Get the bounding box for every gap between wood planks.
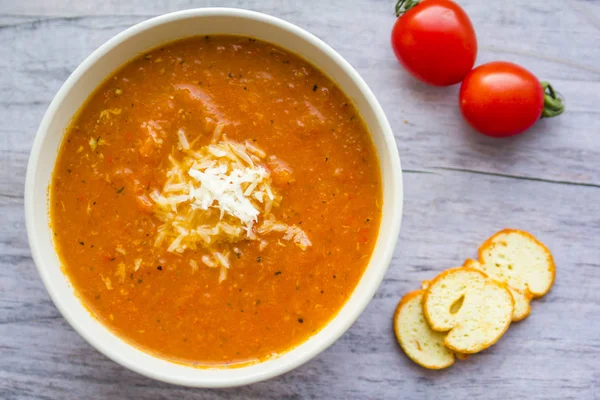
[403,167,600,189]
[0,315,62,326]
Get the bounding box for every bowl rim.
[25,7,403,387]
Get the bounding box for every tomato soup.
[51,35,382,367]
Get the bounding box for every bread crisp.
[423,267,514,354]
[393,290,455,369]
[478,229,555,299]
[463,258,533,321]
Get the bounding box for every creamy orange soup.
[51,35,382,366]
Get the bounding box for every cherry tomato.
[391,0,477,86]
[459,62,565,137]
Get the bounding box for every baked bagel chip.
[423,267,514,354]
[463,258,532,321]
[393,290,455,369]
[478,229,555,299]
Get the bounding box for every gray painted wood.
[1,0,599,398]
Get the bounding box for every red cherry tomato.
[459,62,565,137]
[391,0,477,86]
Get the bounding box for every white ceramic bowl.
[25,8,403,387]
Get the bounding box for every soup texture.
[51,35,382,366]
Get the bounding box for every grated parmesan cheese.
[98,108,122,121]
[201,255,216,268]
[177,128,190,150]
[115,262,126,283]
[189,259,198,273]
[101,275,113,290]
[283,226,312,250]
[151,126,311,281]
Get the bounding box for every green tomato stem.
[541,81,565,118]
[395,0,421,17]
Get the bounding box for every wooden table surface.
[1,0,599,398]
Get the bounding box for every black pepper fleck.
[312,84,318,92]
[298,318,304,323]
[157,265,163,271]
